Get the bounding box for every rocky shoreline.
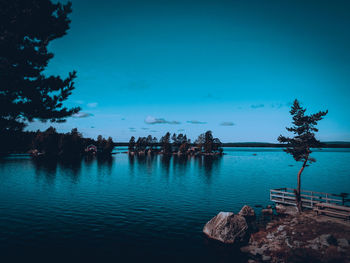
[203,205,350,263]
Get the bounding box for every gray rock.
[240,245,252,253]
[276,204,286,214]
[284,206,298,216]
[277,225,285,232]
[203,212,249,244]
[306,234,336,250]
[337,238,349,248]
[262,255,271,261]
[319,234,333,247]
[266,233,275,241]
[262,208,273,215]
[239,205,256,218]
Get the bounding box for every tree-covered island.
[128,130,223,156]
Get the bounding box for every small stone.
[262,208,273,215]
[337,238,349,248]
[277,225,285,232]
[319,234,332,247]
[262,255,271,261]
[266,233,274,240]
[239,205,256,218]
[240,245,252,253]
[266,223,274,230]
[267,205,272,209]
[276,204,286,214]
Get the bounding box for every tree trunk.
[296,155,309,213]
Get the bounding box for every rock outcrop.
[240,210,350,262]
[203,212,249,244]
[239,205,256,218]
[275,204,298,216]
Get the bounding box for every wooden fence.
[270,188,349,209]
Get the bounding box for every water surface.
[0,148,349,262]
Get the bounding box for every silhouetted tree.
[213,138,223,153]
[160,132,171,154]
[0,0,79,133]
[59,128,84,158]
[152,137,158,150]
[128,136,135,152]
[194,133,205,152]
[146,135,153,150]
[179,141,189,154]
[103,137,114,155]
[204,130,214,153]
[33,126,60,156]
[278,99,328,212]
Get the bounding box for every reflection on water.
[0,148,350,262]
[31,156,115,184]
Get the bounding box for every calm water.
[0,148,349,262]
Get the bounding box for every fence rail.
[270,188,349,209]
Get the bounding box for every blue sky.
[28,0,350,142]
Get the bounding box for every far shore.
[113,142,350,148]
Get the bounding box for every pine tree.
[278,99,328,212]
[0,0,80,133]
[128,136,135,152]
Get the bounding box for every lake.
[0,148,349,262]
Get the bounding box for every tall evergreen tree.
[278,99,328,212]
[0,0,80,133]
[160,132,171,154]
[204,130,214,153]
[128,136,135,152]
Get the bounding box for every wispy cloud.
[72,112,94,118]
[145,116,181,125]
[150,130,158,132]
[220,122,235,126]
[186,120,207,124]
[178,129,185,132]
[87,102,98,108]
[251,104,264,109]
[141,127,149,130]
[271,103,284,109]
[129,127,136,132]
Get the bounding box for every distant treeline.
[127,131,223,156]
[0,127,114,158]
[115,141,350,148]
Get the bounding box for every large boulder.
[203,212,249,244]
[239,205,256,218]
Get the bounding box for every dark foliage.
[195,131,223,153]
[0,0,80,132]
[127,131,222,156]
[278,99,328,212]
[278,99,328,164]
[160,132,171,154]
[0,127,114,158]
